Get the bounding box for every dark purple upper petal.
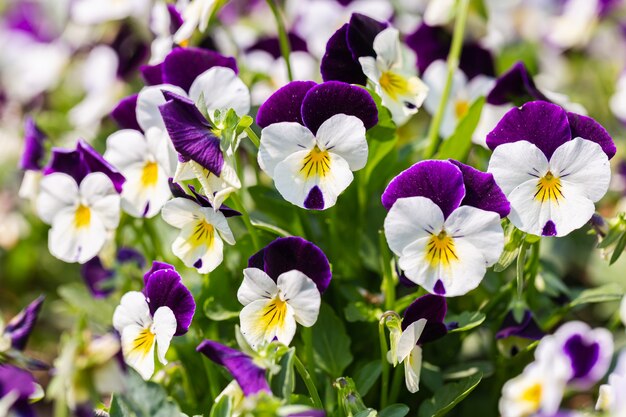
[0,365,37,416]
[486,61,549,106]
[168,180,241,217]
[486,101,571,159]
[196,340,270,396]
[116,247,145,267]
[346,13,388,60]
[159,91,224,176]
[167,4,184,33]
[381,160,466,218]
[248,237,332,293]
[20,117,46,171]
[144,267,195,336]
[495,310,544,340]
[402,294,448,345]
[246,33,308,59]
[4,296,44,351]
[300,81,378,134]
[162,47,238,92]
[44,139,126,193]
[566,112,616,159]
[110,94,141,131]
[81,257,114,298]
[256,81,317,128]
[320,24,368,85]
[140,63,164,85]
[143,260,175,286]
[111,23,149,79]
[449,160,510,218]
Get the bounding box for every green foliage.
[433,97,485,161]
[418,372,483,417]
[109,370,182,417]
[312,304,354,377]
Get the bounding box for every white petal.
[171,220,224,273]
[423,60,465,115]
[161,198,201,229]
[189,67,251,116]
[372,27,401,69]
[441,235,492,296]
[121,324,156,380]
[104,129,149,171]
[237,268,278,306]
[152,306,176,365]
[239,298,297,349]
[444,206,504,266]
[384,196,445,255]
[404,345,423,393]
[276,270,321,327]
[359,56,382,86]
[113,291,152,332]
[542,180,596,237]
[48,206,107,264]
[507,179,549,236]
[316,114,368,171]
[202,207,235,245]
[136,84,188,132]
[396,319,426,363]
[37,173,79,224]
[145,126,178,176]
[258,122,316,176]
[80,172,121,229]
[488,141,549,195]
[424,0,455,25]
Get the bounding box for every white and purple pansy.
[487,101,615,237]
[535,321,613,390]
[382,159,509,297]
[36,140,124,264]
[113,262,196,379]
[237,237,331,349]
[596,350,626,415]
[161,181,239,274]
[256,80,377,210]
[0,365,40,417]
[389,294,449,393]
[2,296,44,352]
[196,340,270,397]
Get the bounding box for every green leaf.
[418,372,483,417]
[597,222,624,249]
[345,301,383,323]
[353,361,382,396]
[365,88,396,143]
[433,97,485,161]
[312,304,353,377]
[610,231,626,265]
[109,369,182,417]
[494,224,525,272]
[209,395,232,417]
[57,283,115,327]
[447,311,485,333]
[271,348,296,399]
[379,404,410,417]
[204,297,240,321]
[569,283,624,307]
[443,361,494,379]
[250,219,292,237]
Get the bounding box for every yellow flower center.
[520,382,543,411]
[141,161,159,188]
[74,204,91,229]
[454,99,470,118]
[380,71,410,100]
[190,220,215,248]
[535,171,563,203]
[300,146,330,179]
[426,230,458,267]
[130,327,155,357]
[260,297,288,332]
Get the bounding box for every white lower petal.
[384,196,445,255]
[239,298,297,349]
[488,141,549,195]
[121,324,156,380]
[152,306,176,365]
[276,270,321,327]
[48,206,107,264]
[171,220,225,273]
[404,345,423,393]
[444,206,504,266]
[258,122,316,176]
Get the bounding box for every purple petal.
[542,220,557,237]
[4,1,56,42]
[116,247,145,267]
[434,280,446,295]
[304,186,324,210]
[0,365,37,415]
[449,160,510,218]
[111,23,149,79]
[486,61,549,106]
[564,334,600,380]
[162,47,237,92]
[320,24,368,85]
[81,257,115,298]
[346,13,388,60]
[402,294,448,345]
[248,237,332,293]
[110,94,141,131]
[256,81,317,128]
[4,296,44,351]
[169,180,240,217]
[288,411,326,417]
[495,310,544,340]
[566,112,616,159]
[196,340,270,396]
[167,4,184,33]
[486,101,571,159]
[300,81,378,134]
[140,63,164,85]
[143,260,175,286]
[381,160,465,218]
[20,117,46,170]
[159,91,224,176]
[246,33,308,59]
[144,267,196,336]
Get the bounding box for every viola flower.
[383,159,509,296]
[359,27,429,125]
[487,101,615,237]
[196,340,270,396]
[161,181,239,273]
[596,350,626,415]
[535,321,613,389]
[113,262,195,379]
[496,310,545,357]
[2,296,44,351]
[257,80,377,210]
[238,237,331,349]
[388,294,448,393]
[18,117,47,201]
[0,365,40,417]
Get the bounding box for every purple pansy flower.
[237,237,331,349]
[81,248,145,298]
[257,80,377,210]
[3,296,44,351]
[486,62,549,107]
[382,159,509,296]
[113,262,196,379]
[487,101,614,237]
[20,118,46,171]
[0,365,38,417]
[196,340,270,396]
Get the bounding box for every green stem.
[379,230,396,311]
[422,0,471,159]
[294,355,323,409]
[245,127,260,148]
[378,320,390,409]
[302,326,316,385]
[229,193,261,250]
[516,239,529,300]
[388,364,404,404]
[266,0,293,82]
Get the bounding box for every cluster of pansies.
[3,0,626,416]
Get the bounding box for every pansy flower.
[2,296,44,351]
[487,101,615,237]
[0,365,40,417]
[496,310,545,357]
[237,237,331,349]
[113,262,195,379]
[383,159,509,296]
[388,294,448,393]
[596,350,626,415]
[257,80,377,210]
[18,117,47,201]
[535,321,613,389]
[161,181,239,273]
